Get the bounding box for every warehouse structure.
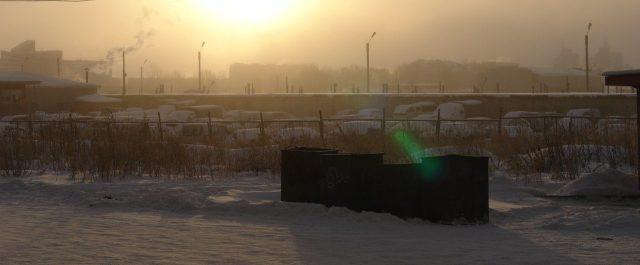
[0,71,99,114]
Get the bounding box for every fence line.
[0,111,635,180]
[1,115,635,125]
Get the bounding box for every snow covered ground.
[1,172,639,264]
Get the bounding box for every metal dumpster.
[281,147,338,203]
[320,153,383,211]
[420,155,489,223]
[379,163,423,219]
[281,147,489,224]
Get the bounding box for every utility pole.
[366,42,370,93]
[199,42,205,93]
[84,68,89,83]
[140,59,148,95]
[396,72,400,94]
[285,75,289,93]
[140,65,143,95]
[585,22,592,92]
[366,32,376,93]
[122,50,126,96]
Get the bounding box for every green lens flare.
[420,156,442,182]
[392,130,441,181]
[392,130,423,163]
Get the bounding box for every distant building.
[0,71,99,114]
[530,67,603,93]
[552,46,580,70]
[0,40,102,81]
[229,63,327,93]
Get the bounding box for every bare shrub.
[0,116,634,182]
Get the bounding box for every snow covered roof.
[393,101,435,114]
[0,71,98,90]
[566,108,601,117]
[602,69,640,77]
[454,99,482,106]
[503,111,540,118]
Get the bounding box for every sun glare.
[193,0,294,26]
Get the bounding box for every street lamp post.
[585,23,592,92]
[366,32,376,93]
[199,41,206,93]
[140,59,148,95]
[122,50,126,96]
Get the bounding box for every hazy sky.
[0,0,638,77]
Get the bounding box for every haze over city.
[1,1,640,264]
[1,0,639,77]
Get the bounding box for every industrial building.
[0,71,99,114]
[0,40,102,81]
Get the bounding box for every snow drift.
[552,168,640,197]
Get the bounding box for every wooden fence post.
[318,110,325,146]
[27,113,33,140]
[207,111,213,144]
[68,113,75,138]
[569,117,574,133]
[497,107,503,135]
[436,109,441,140]
[259,112,266,140]
[157,112,163,142]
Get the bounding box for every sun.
[193,0,294,26]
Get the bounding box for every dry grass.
[0,116,634,182]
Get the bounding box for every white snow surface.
[553,169,640,197]
[0,172,639,264]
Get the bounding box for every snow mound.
[139,187,208,211]
[209,189,280,204]
[553,169,640,197]
[539,206,640,231]
[0,179,30,192]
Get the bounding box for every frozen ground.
[1,172,639,264]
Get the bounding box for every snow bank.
[539,205,640,231]
[424,146,494,158]
[552,169,640,197]
[139,187,208,211]
[209,189,280,204]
